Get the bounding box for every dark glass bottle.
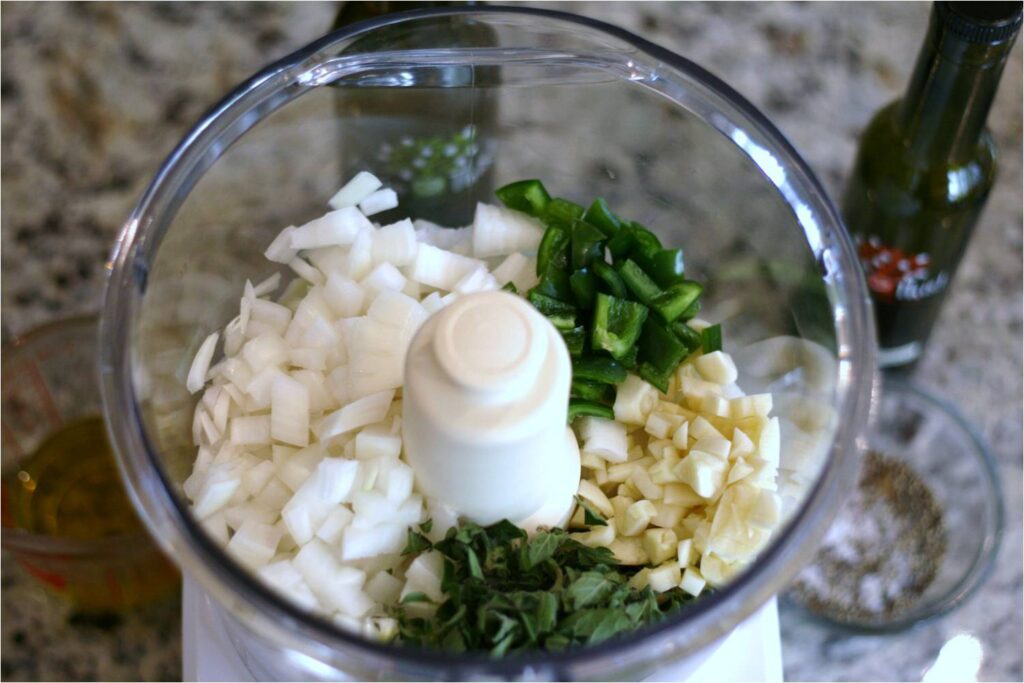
[331,2,498,227]
[842,2,1022,369]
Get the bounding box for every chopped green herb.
[393,521,696,655]
[575,495,608,526]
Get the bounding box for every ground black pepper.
[791,450,947,623]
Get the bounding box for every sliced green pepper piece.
[618,344,639,370]
[639,248,686,289]
[543,198,585,229]
[591,293,649,361]
[607,227,635,261]
[495,179,551,216]
[583,198,623,237]
[567,399,615,423]
[533,264,573,303]
[638,316,689,376]
[701,324,723,353]
[501,281,518,294]
[536,225,570,275]
[571,220,607,271]
[670,320,704,354]
[570,378,615,405]
[617,259,662,306]
[649,280,703,323]
[572,356,627,384]
[561,326,586,357]
[569,269,598,310]
[679,297,701,321]
[592,260,627,298]
[637,361,672,394]
[627,222,662,259]
[527,290,576,331]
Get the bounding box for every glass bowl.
[1,316,180,613]
[785,379,1003,632]
[99,7,876,680]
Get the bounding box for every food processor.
[99,7,876,680]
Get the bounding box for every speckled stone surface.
[2,2,1020,681]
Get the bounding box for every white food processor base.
[182,576,782,682]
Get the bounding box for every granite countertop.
[2,2,1020,681]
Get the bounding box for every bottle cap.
[937,2,1023,44]
[402,291,579,527]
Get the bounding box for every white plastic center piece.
[433,293,546,394]
[403,291,579,527]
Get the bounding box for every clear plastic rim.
[784,378,1004,634]
[99,5,876,678]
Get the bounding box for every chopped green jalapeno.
[501,281,518,294]
[561,326,586,357]
[571,220,607,271]
[701,324,723,353]
[495,179,551,216]
[583,198,623,237]
[592,294,648,361]
[542,198,585,229]
[617,259,662,306]
[537,225,570,275]
[569,269,598,310]
[570,378,615,405]
[572,356,627,384]
[533,264,573,303]
[592,260,627,298]
[567,399,615,422]
[671,320,704,353]
[638,316,690,376]
[649,280,703,323]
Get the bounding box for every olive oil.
[8,416,145,539]
[842,2,1021,369]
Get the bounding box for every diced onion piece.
[252,272,281,297]
[371,219,418,267]
[329,171,382,210]
[403,550,444,602]
[241,334,289,373]
[289,257,325,286]
[291,207,372,249]
[358,188,398,217]
[408,243,485,291]
[251,299,292,334]
[265,226,299,264]
[324,272,366,318]
[491,252,537,293]
[187,332,219,394]
[361,262,407,300]
[230,415,272,446]
[319,390,395,442]
[316,506,354,544]
[365,570,403,605]
[453,265,499,295]
[471,202,545,258]
[242,460,277,497]
[226,520,282,569]
[193,476,241,519]
[341,523,405,561]
[271,374,310,447]
[355,427,402,461]
[346,226,375,281]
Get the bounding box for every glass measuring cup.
[1,315,179,614]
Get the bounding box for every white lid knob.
[402,291,579,527]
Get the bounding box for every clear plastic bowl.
[1,316,180,613]
[99,7,876,680]
[786,379,1003,632]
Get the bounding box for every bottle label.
[857,236,949,303]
